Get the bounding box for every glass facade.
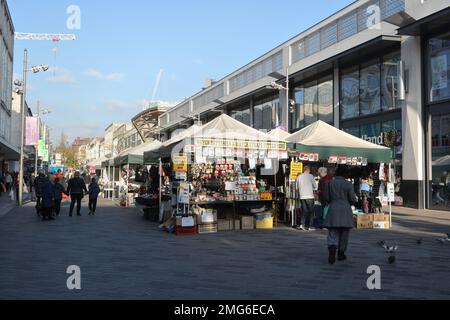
[340,52,400,120]
[291,76,333,131]
[431,115,450,211]
[230,105,251,126]
[253,96,280,131]
[428,31,450,103]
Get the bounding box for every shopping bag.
[323,205,330,220]
[9,189,15,201]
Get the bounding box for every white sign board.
[387,183,395,203]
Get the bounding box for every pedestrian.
[67,170,88,217]
[41,177,55,221]
[33,170,47,217]
[317,167,333,228]
[29,173,35,195]
[296,166,318,231]
[88,177,101,215]
[53,177,67,217]
[323,165,357,265]
[5,171,12,192]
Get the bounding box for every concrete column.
[333,65,340,129]
[401,35,426,209]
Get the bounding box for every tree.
[55,131,76,168]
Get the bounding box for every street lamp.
[17,48,49,206]
[269,68,294,130]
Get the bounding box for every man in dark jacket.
[88,177,101,215]
[323,165,357,265]
[53,177,67,217]
[41,178,55,221]
[67,171,88,217]
[33,170,48,217]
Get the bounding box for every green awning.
[101,159,114,168]
[114,154,144,166]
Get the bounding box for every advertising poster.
[431,54,448,90]
[290,162,303,180]
[25,117,39,146]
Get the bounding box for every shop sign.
[328,156,368,166]
[89,166,97,174]
[173,154,188,173]
[290,162,303,180]
[299,153,319,162]
[362,130,400,148]
[38,140,46,157]
[194,138,287,151]
[184,145,195,153]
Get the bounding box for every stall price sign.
[387,183,395,202]
[290,162,303,180]
[178,182,190,204]
[173,154,188,173]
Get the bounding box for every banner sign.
[173,154,188,173]
[38,140,46,157]
[25,117,39,146]
[194,138,287,151]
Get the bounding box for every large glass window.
[341,67,360,119]
[292,77,334,131]
[382,53,400,111]
[254,96,279,131]
[428,31,450,103]
[304,82,318,126]
[230,105,251,126]
[431,115,450,211]
[318,77,333,123]
[360,62,381,116]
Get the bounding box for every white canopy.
[162,124,202,147]
[118,139,163,157]
[433,155,450,167]
[268,127,291,141]
[287,120,389,150]
[193,114,283,142]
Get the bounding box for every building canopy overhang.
[397,7,450,36]
[0,140,20,161]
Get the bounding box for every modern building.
[87,137,104,163]
[0,0,15,178]
[113,122,143,155]
[158,0,450,211]
[132,101,176,143]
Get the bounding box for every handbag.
[323,205,330,220]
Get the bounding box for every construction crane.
[15,32,77,77]
[145,69,164,111]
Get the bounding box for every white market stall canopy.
[287,120,392,163]
[268,128,291,141]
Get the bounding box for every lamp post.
[16,48,49,206]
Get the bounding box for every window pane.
[343,127,360,137]
[360,62,381,116]
[304,82,318,125]
[360,122,381,140]
[341,67,359,120]
[292,87,305,130]
[254,97,277,131]
[231,105,251,126]
[428,31,450,102]
[431,114,450,211]
[318,78,333,123]
[381,53,400,111]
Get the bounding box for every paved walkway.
[0,199,449,300]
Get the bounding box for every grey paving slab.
[0,199,450,300]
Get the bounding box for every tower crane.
[14,32,77,77]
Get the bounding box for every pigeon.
[417,238,423,245]
[388,255,396,264]
[436,234,450,244]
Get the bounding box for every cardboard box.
[373,214,390,222]
[355,221,373,229]
[197,211,218,225]
[241,216,254,230]
[373,221,390,229]
[198,223,218,234]
[353,214,374,223]
[176,216,197,227]
[218,219,232,231]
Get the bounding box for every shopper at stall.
[53,177,67,217]
[296,166,318,231]
[88,177,101,216]
[323,165,357,265]
[67,171,88,217]
[317,167,333,228]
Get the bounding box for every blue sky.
[8,0,353,144]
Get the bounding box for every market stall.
[147,115,288,235]
[286,120,394,230]
[114,140,162,207]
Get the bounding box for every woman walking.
[88,177,101,215]
[53,177,67,217]
[323,165,357,265]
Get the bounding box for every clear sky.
[8,0,354,144]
